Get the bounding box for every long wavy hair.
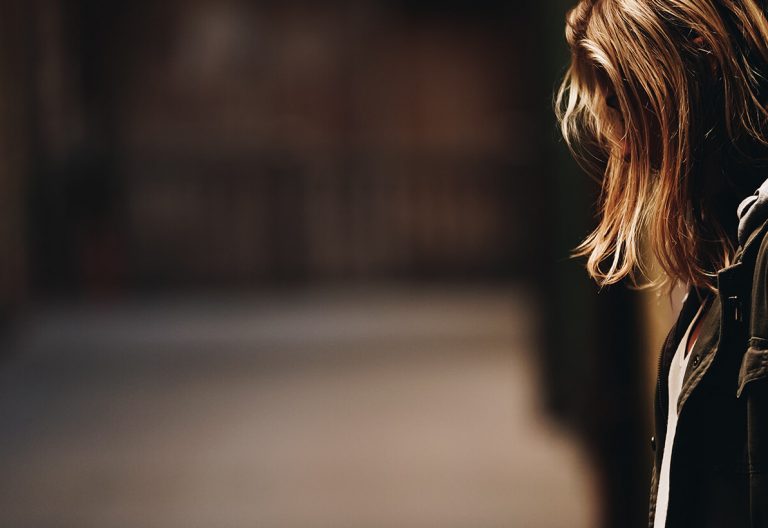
[556,0,768,297]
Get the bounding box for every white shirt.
[652,298,708,528]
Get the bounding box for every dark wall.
[26,1,540,294]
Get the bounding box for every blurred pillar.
[26,0,126,296]
[0,0,33,323]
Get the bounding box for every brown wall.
[28,1,537,292]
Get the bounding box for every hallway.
[0,284,596,528]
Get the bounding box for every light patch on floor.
[0,284,597,528]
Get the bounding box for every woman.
[555,1,768,526]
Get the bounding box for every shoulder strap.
[736,216,768,340]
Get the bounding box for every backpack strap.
[741,216,768,341]
[726,215,768,400]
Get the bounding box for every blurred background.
[0,1,686,527]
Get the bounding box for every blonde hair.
[555,0,768,297]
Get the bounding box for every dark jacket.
[648,180,768,527]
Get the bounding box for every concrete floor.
[0,284,597,528]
